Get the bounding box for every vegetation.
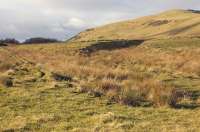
[0,9,200,131]
[0,56,200,131]
[70,9,200,42]
[0,37,60,45]
[0,38,19,45]
[0,75,13,87]
[23,37,59,44]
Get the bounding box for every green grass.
[1,37,200,131]
[1,76,200,131]
[0,55,200,131]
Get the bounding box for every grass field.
[0,55,200,131]
[0,37,200,131]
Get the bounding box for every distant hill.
[23,37,59,44]
[0,38,19,45]
[70,9,200,42]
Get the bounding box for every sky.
[0,0,199,41]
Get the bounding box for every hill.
[71,9,200,42]
[0,9,200,131]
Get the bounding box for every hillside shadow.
[79,40,144,55]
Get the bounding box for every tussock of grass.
[0,75,13,88]
[99,78,121,92]
[51,72,72,82]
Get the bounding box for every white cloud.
[67,18,86,28]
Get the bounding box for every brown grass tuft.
[98,78,121,92]
[0,75,13,88]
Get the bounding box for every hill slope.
[71,9,200,42]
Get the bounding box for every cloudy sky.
[0,0,199,41]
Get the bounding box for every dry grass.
[70,10,200,42]
[1,37,200,108]
[0,75,13,87]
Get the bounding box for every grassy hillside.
[0,9,200,131]
[71,9,200,42]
